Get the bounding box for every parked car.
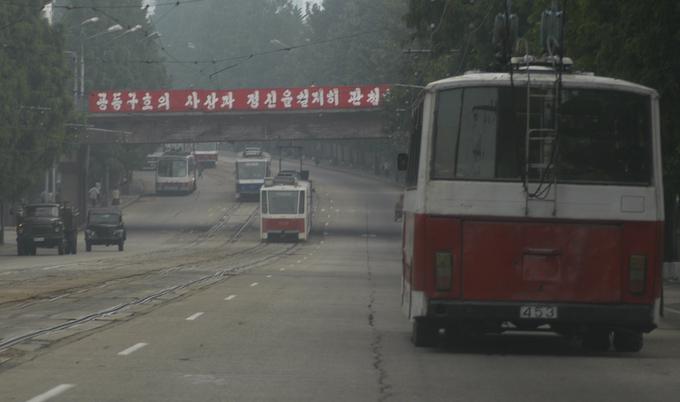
[85,208,126,252]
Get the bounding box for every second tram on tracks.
[399,55,664,352]
[260,174,312,242]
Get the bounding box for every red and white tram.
[260,175,312,241]
[399,61,664,352]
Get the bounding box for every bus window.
[431,89,462,179]
[455,88,498,179]
[406,101,424,187]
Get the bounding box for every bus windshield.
[431,87,652,185]
[157,159,188,177]
[267,191,300,214]
[238,161,267,180]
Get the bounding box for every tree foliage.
[154,0,308,88]
[55,0,171,186]
[0,1,72,202]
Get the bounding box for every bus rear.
[155,153,197,194]
[401,70,663,352]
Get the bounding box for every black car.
[85,208,126,252]
[16,203,77,256]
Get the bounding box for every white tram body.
[235,147,271,199]
[401,67,664,348]
[260,175,312,241]
[155,152,198,194]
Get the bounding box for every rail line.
[0,242,297,352]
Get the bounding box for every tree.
[0,0,73,203]
[154,0,308,88]
[56,0,171,190]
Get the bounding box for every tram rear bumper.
[427,300,657,332]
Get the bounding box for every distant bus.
[193,142,219,168]
[260,175,312,242]
[235,147,271,199]
[155,152,197,194]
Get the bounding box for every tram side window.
[405,101,424,187]
[261,191,268,213]
[298,191,305,214]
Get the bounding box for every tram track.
[0,189,287,361]
[0,242,297,352]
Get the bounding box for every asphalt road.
[1,156,680,401]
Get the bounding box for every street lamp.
[112,24,142,40]
[80,22,123,109]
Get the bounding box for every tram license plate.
[33,237,45,242]
[520,305,558,319]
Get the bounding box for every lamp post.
[78,19,123,213]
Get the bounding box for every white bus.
[155,152,198,194]
[399,61,664,352]
[235,147,271,199]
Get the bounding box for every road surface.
[1,157,680,401]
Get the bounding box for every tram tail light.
[629,255,647,294]
[435,251,453,291]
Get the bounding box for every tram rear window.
[267,191,300,214]
[431,87,652,185]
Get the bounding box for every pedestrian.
[88,183,100,207]
[111,187,120,206]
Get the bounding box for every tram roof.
[427,71,658,97]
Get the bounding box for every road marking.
[26,384,76,402]
[42,265,65,271]
[280,268,286,272]
[321,208,326,212]
[118,342,148,356]
[296,260,302,264]
[186,312,204,321]
[225,295,236,301]
[324,222,329,226]
[666,307,680,315]
[250,282,259,287]
[266,275,272,278]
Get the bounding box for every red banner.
[88,85,391,113]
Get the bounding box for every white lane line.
[266,275,272,278]
[280,268,286,272]
[296,260,302,264]
[118,342,148,356]
[250,282,259,287]
[666,307,680,315]
[42,265,65,271]
[26,384,76,402]
[225,294,237,301]
[186,312,204,321]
